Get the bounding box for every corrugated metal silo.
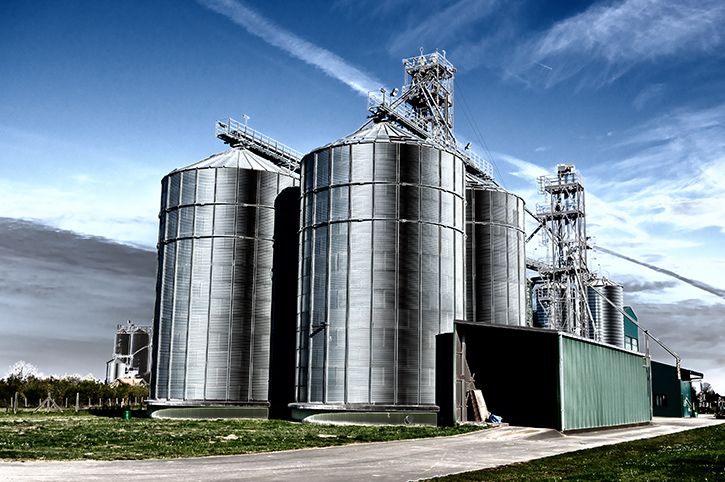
[291,121,466,423]
[114,330,131,358]
[130,328,151,376]
[465,184,526,325]
[149,148,298,417]
[587,280,624,347]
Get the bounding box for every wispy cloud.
[332,0,412,16]
[511,0,725,87]
[0,178,159,248]
[496,152,549,179]
[596,246,725,300]
[387,0,499,56]
[593,102,725,236]
[633,83,666,110]
[619,277,677,293]
[580,102,725,303]
[494,148,723,304]
[198,0,381,96]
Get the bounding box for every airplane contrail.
[198,0,381,96]
[594,246,725,301]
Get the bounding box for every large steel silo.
[465,184,526,325]
[291,121,466,424]
[587,279,624,347]
[149,148,298,417]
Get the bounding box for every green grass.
[0,411,482,460]
[427,424,725,481]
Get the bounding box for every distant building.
[106,321,152,383]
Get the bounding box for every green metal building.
[445,322,652,431]
[623,306,640,352]
[651,361,703,417]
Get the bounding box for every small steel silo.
[465,183,526,325]
[114,328,131,359]
[149,148,298,417]
[587,279,624,347]
[530,279,546,328]
[291,121,466,423]
[130,326,151,377]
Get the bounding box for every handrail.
[216,117,302,171]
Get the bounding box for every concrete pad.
[1,416,722,481]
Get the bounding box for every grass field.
[0,411,482,460]
[427,423,725,481]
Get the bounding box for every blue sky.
[1,0,724,387]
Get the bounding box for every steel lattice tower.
[535,164,592,336]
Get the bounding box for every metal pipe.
[572,268,595,336]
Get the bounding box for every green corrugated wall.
[681,381,694,417]
[560,336,651,431]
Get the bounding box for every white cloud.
[496,152,549,180]
[387,0,498,55]
[198,0,381,96]
[583,103,725,302]
[594,103,725,236]
[0,124,179,248]
[332,0,414,16]
[633,83,666,110]
[496,143,725,305]
[0,178,159,248]
[511,0,725,87]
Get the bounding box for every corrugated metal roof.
[324,121,425,147]
[172,148,292,174]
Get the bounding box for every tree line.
[1,362,148,410]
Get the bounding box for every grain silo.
[290,121,466,424]
[533,282,551,328]
[148,148,298,418]
[587,279,624,347]
[465,183,526,325]
[130,326,151,378]
[114,327,131,360]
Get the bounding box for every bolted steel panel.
[296,123,465,408]
[115,332,131,358]
[587,282,624,347]
[150,149,298,405]
[465,186,526,326]
[130,330,151,375]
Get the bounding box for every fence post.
[75,393,80,413]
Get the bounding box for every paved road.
[2,417,723,481]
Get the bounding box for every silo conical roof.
[171,148,292,174]
[321,120,425,148]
